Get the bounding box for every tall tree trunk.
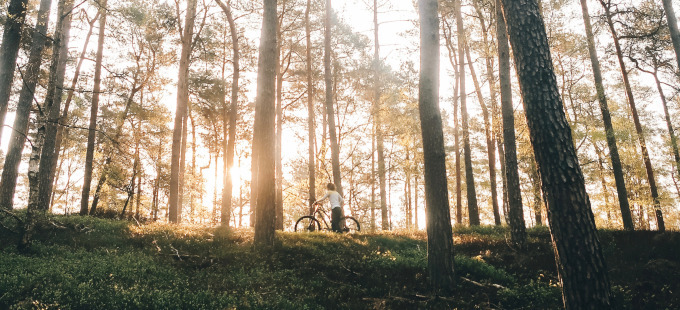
[662,0,680,74]
[443,22,462,225]
[216,0,240,227]
[579,0,634,230]
[418,0,455,295]
[0,0,29,145]
[414,173,419,230]
[465,45,500,225]
[651,69,680,198]
[473,4,502,226]
[601,1,664,231]
[178,108,189,219]
[371,123,376,230]
[529,157,543,225]
[48,12,99,202]
[169,0,198,223]
[374,0,388,230]
[0,0,53,211]
[499,0,613,308]
[455,0,479,226]
[497,0,526,245]
[80,0,107,215]
[34,0,74,212]
[275,45,284,230]
[324,0,343,195]
[253,0,278,247]
[305,0,316,215]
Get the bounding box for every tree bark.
[0,0,53,210]
[418,0,455,295]
[373,0,388,230]
[253,0,278,247]
[661,0,680,75]
[48,12,99,204]
[80,0,107,215]
[601,1,664,231]
[0,0,29,145]
[305,0,316,215]
[455,0,479,226]
[465,44,500,225]
[215,0,240,227]
[169,0,198,223]
[579,0,634,230]
[499,0,613,308]
[496,0,526,245]
[324,0,343,196]
[34,0,74,212]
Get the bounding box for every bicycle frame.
[310,202,332,230]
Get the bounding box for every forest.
[0,0,679,308]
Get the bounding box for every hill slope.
[0,215,678,309]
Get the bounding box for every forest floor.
[0,214,678,309]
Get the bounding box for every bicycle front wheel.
[294,216,322,232]
[340,216,360,233]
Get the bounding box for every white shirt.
[318,190,343,209]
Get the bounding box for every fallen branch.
[0,208,23,224]
[460,276,507,290]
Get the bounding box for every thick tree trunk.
[499,0,613,308]
[324,0,343,196]
[34,0,74,212]
[80,0,107,215]
[579,0,634,230]
[455,0,479,226]
[169,0,198,223]
[253,0,278,247]
[0,0,53,211]
[305,0,316,215]
[0,0,29,145]
[601,2,664,231]
[418,0,455,295]
[496,0,526,245]
[465,45,500,225]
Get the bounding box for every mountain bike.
[294,202,360,233]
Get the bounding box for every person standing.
[315,183,344,232]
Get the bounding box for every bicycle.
[294,202,360,233]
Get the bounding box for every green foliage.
[2,217,679,309]
[498,280,562,309]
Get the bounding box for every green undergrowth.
[0,214,677,309]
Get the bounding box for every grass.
[0,214,678,309]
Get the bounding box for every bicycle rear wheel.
[340,216,360,233]
[294,216,322,232]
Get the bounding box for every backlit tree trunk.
[253,0,278,247]
[418,0,455,294]
[215,0,240,227]
[32,0,75,212]
[80,0,107,215]
[0,0,29,145]
[374,0,388,230]
[305,0,316,215]
[0,0,53,211]
[497,0,526,246]
[661,0,680,74]
[601,1,664,231]
[499,0,613,308]
[455,0,479,226]
[169,0,198,223]
[579,0,634,230]
[324,0,343,195]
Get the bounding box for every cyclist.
[314,183,344,232]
